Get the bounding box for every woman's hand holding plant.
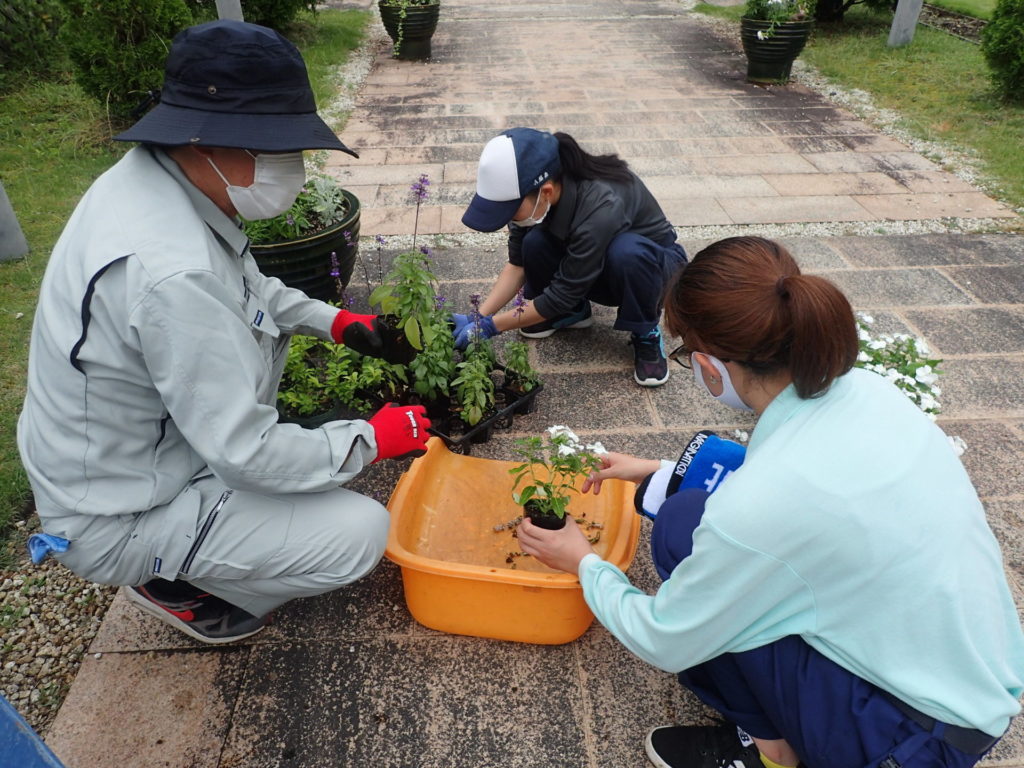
[516,516,595,574]
[582,452,663,495]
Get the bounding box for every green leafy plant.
[59,0,193,121]
[981,0,1024,103]
[451,343,495,426]
[242,173,354,245]
[509,427,605,521]
[368,249,440,351]
[501,340,540,393]
[745,0,816,36]
[278,335,406,417]
[855,313,943,418]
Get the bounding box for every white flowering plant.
[855,313,943,419]
[745,0,815,37]
[509,426,607,521]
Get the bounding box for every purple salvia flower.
[343,230,354,247]
[329,251,341,279]
[419,245,433,257]
[409,173,431,203]
[434,295,447,310]
[374,234,387,247]
[512,288,527,317]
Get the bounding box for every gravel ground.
[0,520,116,736]
[1,0,1019,743]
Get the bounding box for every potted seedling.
[509,426,605,530]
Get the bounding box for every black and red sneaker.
[124,581,268,644]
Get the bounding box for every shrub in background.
[59,0,193,122]
[981,0,1024,103]
[0,1,67,89]
[184,0,316,28]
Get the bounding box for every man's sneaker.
[124,582,269,644]
[645,724,762,768]
[519,301,594,339]
[631,327,670,387]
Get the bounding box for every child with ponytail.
[453,128,687,387]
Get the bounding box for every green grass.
[696,3,1024,210]
[0,8,368,561]
[927,0,995,20]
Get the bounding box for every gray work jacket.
[17,147,377,524]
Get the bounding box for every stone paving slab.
[327,0,1015,235]
[43,0,1024,765]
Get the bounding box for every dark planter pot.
[740,18,813,85]
[524,500,567,531]
[379,1,440,60]
[250,189,360,303]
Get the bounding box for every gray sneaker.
[124,582,269,644]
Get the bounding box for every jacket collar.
[148,146,250,258]
[546,176,578,241]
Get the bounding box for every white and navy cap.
[461,128,561,232]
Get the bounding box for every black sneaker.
[124,582,269,644]
[519,301,594,339]
[630,327,670,387]
[645,724,762,768]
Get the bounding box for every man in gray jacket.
[17,20,430,643]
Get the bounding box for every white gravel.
[0,520,116,736]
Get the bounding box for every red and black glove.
[367,403,431,463]
[331,310,416,365]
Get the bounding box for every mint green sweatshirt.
[580,368,1024,737]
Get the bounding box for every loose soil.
[919,3,987,43]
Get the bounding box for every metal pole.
[215,0,244,21]
[888,0,925,46]
[0,181,29,263]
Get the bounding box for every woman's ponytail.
[553,132,634,184]
[664,237,858,399]
[779,273,858,398]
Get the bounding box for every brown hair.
[664,236,858,399]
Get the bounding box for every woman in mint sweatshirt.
[518,236,1024,768]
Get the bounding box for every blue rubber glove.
[454,315,499,350]
[450,313,471,338]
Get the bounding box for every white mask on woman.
[208,151,306,221]
[692,352,753,412]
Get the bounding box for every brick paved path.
[44,2,1024,766]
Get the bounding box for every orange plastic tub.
[385,437,641,644]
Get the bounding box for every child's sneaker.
[645,723,763,768]
[630,326,670,387]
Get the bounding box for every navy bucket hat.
[115,19,357,156]
[462,128,561,232]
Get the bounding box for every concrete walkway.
[44,1,1024,766]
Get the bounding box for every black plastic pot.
[250,189,360,303]
[523,500,567,531]
[379,1,441,60]
[739,19,813,85]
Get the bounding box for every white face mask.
[208,151,306,220]
[510,192,550,228]
[692,353,753,412]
